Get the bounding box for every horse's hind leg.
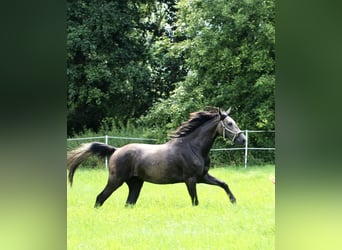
[199,173,236,204]
[94,178,124,208]
[185,177,199,206]
[125,177,144,206]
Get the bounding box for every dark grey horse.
[67,107,246,207]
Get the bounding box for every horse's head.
[218,107,246,145]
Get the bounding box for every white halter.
[220,120,242,144]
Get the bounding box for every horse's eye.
[227,122,233,126]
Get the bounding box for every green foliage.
[67,0,156,135]
[143,0,275,130]
[67,0,187,136]
[67,0,275,163]
[138,77,205,139]
[139,0,275,161]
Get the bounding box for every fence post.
[244,130,248,168]
[105,135,108,169]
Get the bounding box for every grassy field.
[67,165,275,250]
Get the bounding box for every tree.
[141,0,275,137]
[67,0,188,136]
[67,0,155,135]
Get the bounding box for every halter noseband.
[220,120,242,144]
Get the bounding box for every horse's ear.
[219,108,227,120]
[226,107,232,115]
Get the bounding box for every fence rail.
[67,136,157,142]
[67,130,275,168]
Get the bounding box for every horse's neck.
[186,119,219,156]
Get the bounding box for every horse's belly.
[135,164,183,184]
[131,145,185,184]
[144,177,182,184]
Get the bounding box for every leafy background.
[67,0,275,165]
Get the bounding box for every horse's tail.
[67,142,116,186]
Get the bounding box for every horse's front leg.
[198,173,236,204]
[185,177,199,206]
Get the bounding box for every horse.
[67,107,246,207]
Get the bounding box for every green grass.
[67,165,275,250]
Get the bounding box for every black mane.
[170,108,219,139]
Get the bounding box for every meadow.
[67,165,275,250]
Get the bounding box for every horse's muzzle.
[234,132,246,145]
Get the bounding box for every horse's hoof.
[230,197,236,204]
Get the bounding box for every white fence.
[211,130,275,167]
[67,130,275,168]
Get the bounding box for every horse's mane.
[170,107,219,139]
